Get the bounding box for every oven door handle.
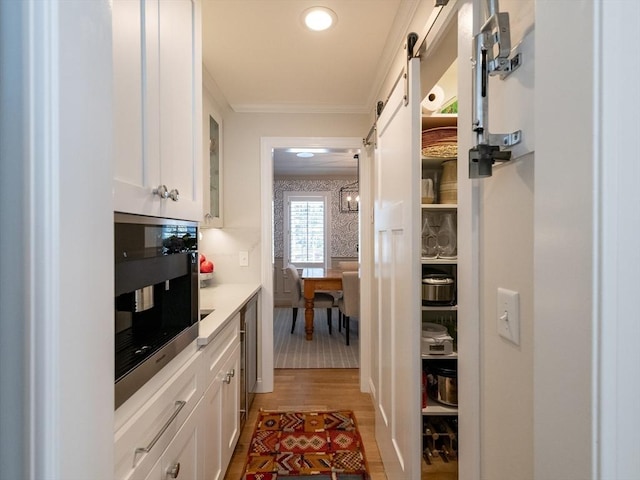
[134,400,186,461]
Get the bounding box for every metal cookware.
[422,273,455,305]
[431,362,458,406]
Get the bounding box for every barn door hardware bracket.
[469,1,523,178]
[489,131,521,148]
[404,32,419,106]
[363,101,384,148]
[479,12,522,79]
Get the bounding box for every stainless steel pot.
[422,274,455,305]
[433,364,457,406]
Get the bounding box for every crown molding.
[230,103,371,115]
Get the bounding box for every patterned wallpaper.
[273,179,359,258]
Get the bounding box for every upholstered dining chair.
[284,264,336,334]
[338,260,359,271]
[338,271,360,345]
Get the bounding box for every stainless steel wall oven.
[114,213,198,408]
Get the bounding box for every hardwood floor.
[223,368,387,480]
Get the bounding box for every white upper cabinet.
[113,0,202,221]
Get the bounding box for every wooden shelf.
[422,404,458,416]
[421,258,458,265]
[421,203,457,209]
[421,305,457,312]
[422,352,458,360]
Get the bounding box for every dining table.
[300,267,344,341]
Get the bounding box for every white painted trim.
[455,3,481,479]
[597,2,640,478]
[233,103,371,114]
[260,137,369,393]
[28,2,61,474]
[24,1,114,477]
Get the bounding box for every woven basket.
[422,127,457,145]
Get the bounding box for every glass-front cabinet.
[202,98,223,227]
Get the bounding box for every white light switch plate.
[239,251,249,267]
[497,287,520,345]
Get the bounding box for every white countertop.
[198,283,261,346]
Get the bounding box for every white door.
[373,57,422,478]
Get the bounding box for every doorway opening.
[258,137,369,391]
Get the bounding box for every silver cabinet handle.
[224,369,235,384]
[153,185,169,199]
[134,400,186,460]
[167,462,181,478]
[168,188,180,202]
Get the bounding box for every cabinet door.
[201,372,224,480]
[201,343,240,480]
[158,0,202,221]
[112,0,201,220]
[221,344,241,468]
[372,57,422,478]
[112,0,162,217]
[159,405,202,480]
[202,97,223,227]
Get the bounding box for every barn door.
[372,57,422,478]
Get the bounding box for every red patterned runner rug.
[242,410,370,479]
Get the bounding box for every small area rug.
[242,410,370,479]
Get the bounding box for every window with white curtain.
[284,191,330,268]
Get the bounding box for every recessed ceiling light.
[302,7,337,31]
[296,152,314,158]
[286,148,329,154]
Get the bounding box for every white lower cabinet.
[115,349,203,480]
[201,344,241,480]
[143,404,203,480]
[115,318,241,480]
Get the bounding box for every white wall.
[534,1,595,478]
[477,1,535,478]
[0,1,114,477]
[199,112,368,284]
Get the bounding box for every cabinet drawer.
[115,349,203,480]
[200,314,240,388]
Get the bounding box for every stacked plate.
[421,127,457,159]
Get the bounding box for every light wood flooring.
[223,368,457,480]
[223,368,387,480]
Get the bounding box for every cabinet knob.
[224,369,235,384]
[168,188,180,202]
[153,185,169,199]
[166,462,180,478]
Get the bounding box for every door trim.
[259,136,367,393]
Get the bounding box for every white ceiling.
[201,0,418,176]
[273,148,360,177]
[201,0,415,114]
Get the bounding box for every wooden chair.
[338,271,360,345]
[284,264,335,334]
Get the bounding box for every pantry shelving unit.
[420,114,459,479]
